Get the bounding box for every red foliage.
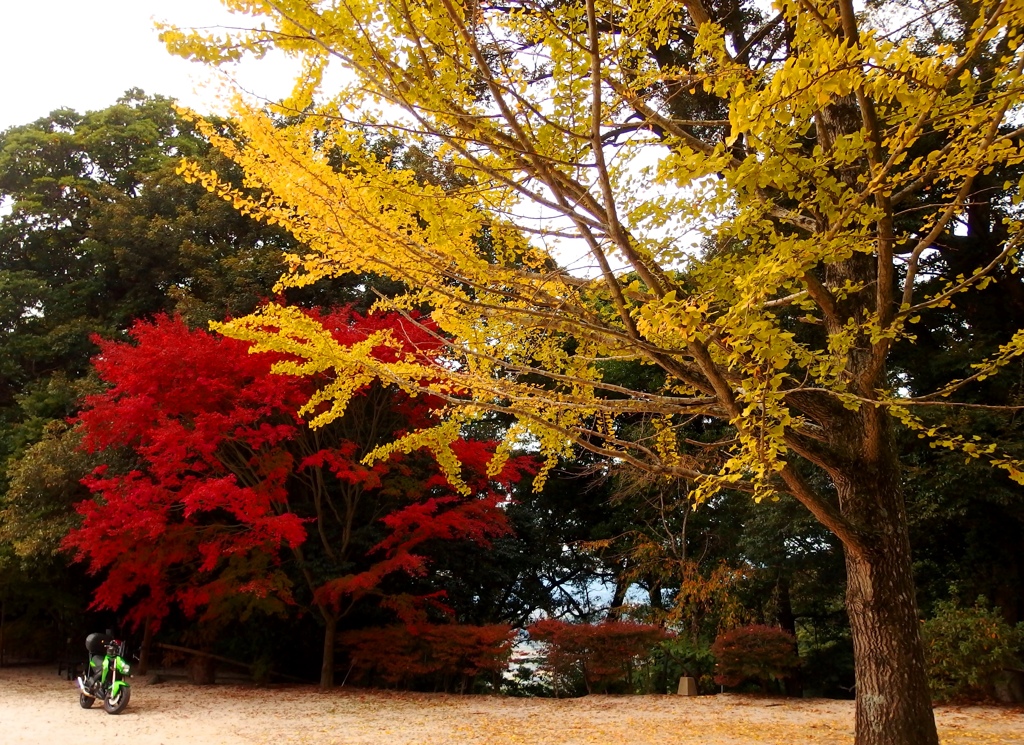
[63,309,535,632]
[711,624,800,688]
[340,623,515,690]
[529,619,672,693]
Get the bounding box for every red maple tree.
[63,309,535,687]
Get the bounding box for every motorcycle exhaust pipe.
[76,677,93,697]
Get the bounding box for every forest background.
[0,0,1023,742]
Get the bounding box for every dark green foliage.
[881,2,1024,625]
[655,635,717,693]
[922,597,1024,701]
[0,91,298,485]
[0,90,292,393]
[902,417,1024,626]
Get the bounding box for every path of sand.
[1,665,1021,744]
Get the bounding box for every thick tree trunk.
[834,419,938,745]
[814,83,939,736]
[845,545,936,745]
[320,610,337,690]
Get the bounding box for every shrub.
[711,624,800,690]
[529,619,671,695]
[921,597,1023,701]
[340,623,515,691]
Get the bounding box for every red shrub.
[529,619,671,694]
[340,623,515,691]
[711,624,800,688]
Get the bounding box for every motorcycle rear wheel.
[103,686,130,715]
[79,693,95,709]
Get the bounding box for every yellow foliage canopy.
[166,0,1024,549]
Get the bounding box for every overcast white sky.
[0,0,295,131]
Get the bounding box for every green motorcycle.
[76,633,131,714]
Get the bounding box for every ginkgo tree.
[164,0,1024,742]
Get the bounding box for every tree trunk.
[137,616,154,676]
[777,577,802,697]
[812,79,940,740]
[320,610,337,690]
[607,569,629,620]
[647,574,664,611]
[776,575,796,637]
[835,425,938,745]
[187,655,217,685]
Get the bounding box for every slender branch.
[778,464,869,559]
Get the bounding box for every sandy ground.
[0,665,1021,745]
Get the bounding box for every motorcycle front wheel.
[79,693,95,709]
[103,686,130,714]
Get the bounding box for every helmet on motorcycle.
[86,633,112,655]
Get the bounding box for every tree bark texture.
[845,544,936,745]
[834,411,938,745]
